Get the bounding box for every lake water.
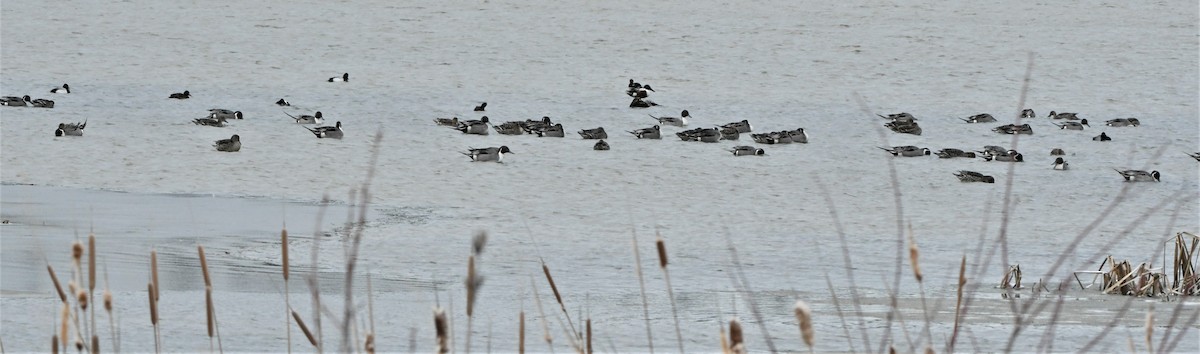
[2,0,1198,352]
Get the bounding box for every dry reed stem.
[466,254,479,353]
[629,231,655,353]
[60,303,69,350]
[656,235,684,354]
[434,307,449,354]
[813,176,872,353]
[719,322,730,354]
[291,309,318,347]
[948,255,967,353]
[519,310,526,354]
[728,318,744,354]
[541,261,580,345]
[1144,305,1153,354]
[198,245,211,287]
[281,229,289,282]
[47,265,68,303]
[366,271,376,351]
[794,300,813,351]
[529,276,554,351]
[908,230,922,283]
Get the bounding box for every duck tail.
[283,110,300,121]
[959,117,972,123]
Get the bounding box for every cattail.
[291,310,318,347]
[656,235,684,353]
[206,286,215,338]
[365,333,375,354]
[52,334,59,354]
[434,307,449,354]
[655,237,668,269]
[518,310,525,354]
[72,241,83,264]
[103,290,113,313]
[281,229,289,281]
[150,251,160,301]
[147,282,157,325]
[47,265,68,303]
[198,245,211,287]
[794,300,813,349]
[77,289,89,310]
[908,233,923,282]
[889,344,897,354]
[1145,306,1154,353]
[60,303,69,349]
[68,281,78,301]
[924,346,935,354]
[728,318,745,354]
[75,339,83,351]
[541,264,563,307]
[466,255,479,317]
[88,235,96,292]
[92,334,100,354]
[586,318,594,354]
[472,231,488,256]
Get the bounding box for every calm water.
[3,0,1198,352]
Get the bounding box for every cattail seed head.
[908,232,923,282]
[794,300,813,348]
[728,317,745,354]
[88,235,96,292]
[655,237,668,269]
[924,346,936,354]
[92,335,99,354]
[75,339,83,351]
[466,255,480,317]
[281,228,289,281]
[147,282,158,325]
[72,241,83,263]
[434,306,449,354]
[291,310,318,347]
[472,231,488,256]
[77,289,88,310]
[150,250,160,301]
[47,265,68,303]
[198,245,211,287]
[52,334,59,354]
[205,286,215,338]
[103,289,113,312]
[542,263,563,307]
[365,333,375,354]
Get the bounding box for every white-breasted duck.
[328,73,349,82]
[993,123,1032,135]
[209,109,243,120]
[1020,109,1035,118]
[1,95,29,106]
[961,113,997,123]
[983,150,1024,162]
[730,146,765,156]
[650,110,689,127]
[1115,169,1160,182]
[578,127,607,139]
[287,111,324,124]
[456,116,490,135]
[305,121,344,139]
[55,121,86,137]
[879,145,931,157]
[463,145,512,162]
[1053,157,1069,170]
[1105,118,1140,127]
[1093,132,1111,141]
[1054,119,1089,130]
[535,123,565,138]
[50,84,70,94]
[193,115,228,127]
[628,125,662,139]
[954,170,995,183]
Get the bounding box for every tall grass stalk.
[654,236,684,354]
[282,227,291,354]
[630,230,654,353]
[813,176,872,353]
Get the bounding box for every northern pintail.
[676,127,721,142]
[992,123,1032,135]
[983,150,1024,162]
[433,116,459,127]
[1188,152,1200,161]
[1020,109,1035,118]
[276,98,291,106]
[718,126,739,140]
[721,119,753,133]
[650,110,689,127]
[730,146,765,156]
[169,90,191,99]
[630,97,658,108]
[55,121,86,137]
[789,128,808,144]
[520,117,554,134]
[979,145,1008,156]
[214,134,241,152]
[209,109,244,120]
[31,98,54,108]
[50,84,70,94]
[936,148,977,158]
[287,111,324,124]
[1115,169,1160,182]
[1047,111,1079,120]
[1092,132,1111,141]
[192,115,228,127]
[1053,157,1069,170]
[305,121,344,139]
[578,127,607,139]
[474,102,487,111]
[1,95,29,106]
[328,73,349,82]
[1050,148,1065,155]
[961,113,996,123]
[628,125,662,139]
[885,120,922,135]
[1105,118,1140,127]
[535,123,565,137]
[493,121,525,135]
[879,145,931,157]
[463,145,512,162]
[1054,119,1089,130]
[593,140,610,151]
[954,170,995,183]
[879,112,917,123]
[456,116,490,135]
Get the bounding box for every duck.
[879,112,917,123]
[433,116,459,127]
[304,121,344,139]
[961,113,996,123]
[1093,132,1111,141]
[1105,118,1140,127]
[209,109,244,120]
[992,123,1033,135]
[1020,109,1035,118]
[954,170,995,183]
[328,73,349,82]
[936,148,976,158]
[474,102,487,112]
[718,126,739,140]
[983,150,1024,162]
[1115,169,1160,182]
[593,140,610,151]
[979,145,1009,157]
[1053,157,1069,170]
[493,121,525,135]
[879,146,931,157]
[721,120,753,133]
[1047,111,1079,120]
[31,98,54,108]
[519,116,554,133]
[1188,152,1200,161]
[578,127,607,139]
[629,97,658,108]
[214,134,241,152]
[650,110,689,127]
[1053,119,1089,130]
[169,90,191,99]
[287,111,324,124]
[276,98,291,106]
[730,146,765,156]
[54,121,86,137]
[535,123,565,138]
[628,125,662,139]
[788,128,809,144]
[50,84,70,94]
[1,95,29,106]
[192,115,229,127]
[463,145,512,162]
[1050,148,1065,155]
[456,116,490,135]
[885,120,922,135]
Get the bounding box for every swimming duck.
[879,112,917,123]
[628,125,662,139]
[961,113,996,123]
[1053,157,1069,170]
[721,120,753,133]
[50,84,70,94]
[879,146,931,157]
[286,111,323,124]
[214,134,241,152]
[305,121,344,139]
[519,117,554,133]
[276,98,291,106]
[593,140,610,151]
[1115,169,1160,182]
[1105,118,1140,127]
[31,98,54,108]
[1047,111,1079,120]
[651,110,689,127]
[474,102,487,111]
[169,90,191,99]
[1020,109,1035,118]
[718,126,739,140]
[730,146,765,156]
[936,148,977,158]
[885,120,922,135]
[578,127,607,139]
[54,121,86,136]
[678,127,721,142]
[983,150,1024,162]
[629,97,658,108]
[433,116,459,127]
[192,115,229,127]
[209,109,244,120]
[1188,152,1200,161]
[493,121,525,135]
[535,123,565,138]
[1050,148,1065,155]
[1092,132,1111,141]
[1,95,29,106]
[954,170,995,183]
[463,145,512,162]
[788,128,809,144]
[992,123,1033,135]
[978,145,1008,157]
[1053,119,1089,130]
[328,73,349,82]
[456,116,490,135]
